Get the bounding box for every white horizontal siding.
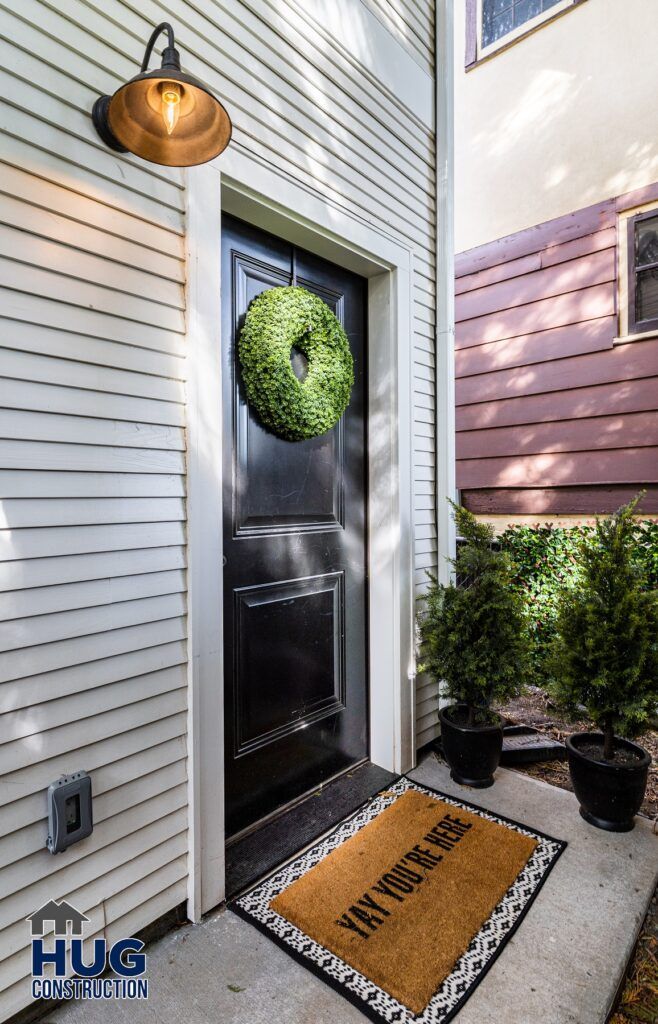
[0,0,188,1011]
[360,0,435,72]
[0,0,437,1015]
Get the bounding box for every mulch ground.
[496,688,658,1024]
[497,687,658,820]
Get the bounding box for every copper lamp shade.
[92,23,231,167]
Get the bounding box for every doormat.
[231,776,566,1024]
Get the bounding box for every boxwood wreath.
[238,285,354,441]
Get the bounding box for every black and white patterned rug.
[231,776,566,1024]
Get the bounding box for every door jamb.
[185,155,416,921]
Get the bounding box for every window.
[628,211,658,336]
[465,0,586,66]
[482,0,563,48]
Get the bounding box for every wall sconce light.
[92,22,232,167]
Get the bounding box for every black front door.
[221,215,368,838]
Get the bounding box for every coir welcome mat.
[231,777,566,1024]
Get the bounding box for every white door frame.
[185,152,416,921]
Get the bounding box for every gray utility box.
[46,771,93,854]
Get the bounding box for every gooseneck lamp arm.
[140,22,179,73]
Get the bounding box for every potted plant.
[550,498,658,832]
[418,502,530,788]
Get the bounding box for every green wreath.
[238,285,354,441]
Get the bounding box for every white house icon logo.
[26,899,90,938]
[27,898,149,1003]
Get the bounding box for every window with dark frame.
[482,0,563,49]
[628,211,658,336]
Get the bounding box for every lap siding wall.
[455,187,658,519]
[0,1,439,1016]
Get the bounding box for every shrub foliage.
[500,518,658,685]
[238,286,354,441]
[547,500,658,756]
[418,502,529,724]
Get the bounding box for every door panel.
[233,572,345,754]
[222,215,368,838]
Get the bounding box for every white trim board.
[185,151,416,920]
[185,163,224,921]
[435,0,457,586]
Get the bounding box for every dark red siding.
[455,189,658,516]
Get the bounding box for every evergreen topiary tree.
[418,501,530,726]
[550,498,658,761]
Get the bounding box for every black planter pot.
[439,704,503,789]
[566,732,651,833]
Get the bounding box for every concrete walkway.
[49,755,658,1024]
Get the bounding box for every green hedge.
[499,520,658,685]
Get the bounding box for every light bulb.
[160,82,181,135]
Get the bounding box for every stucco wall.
[454,0,658,252]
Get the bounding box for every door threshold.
[226,758,369,849]
[224,761,397,900]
